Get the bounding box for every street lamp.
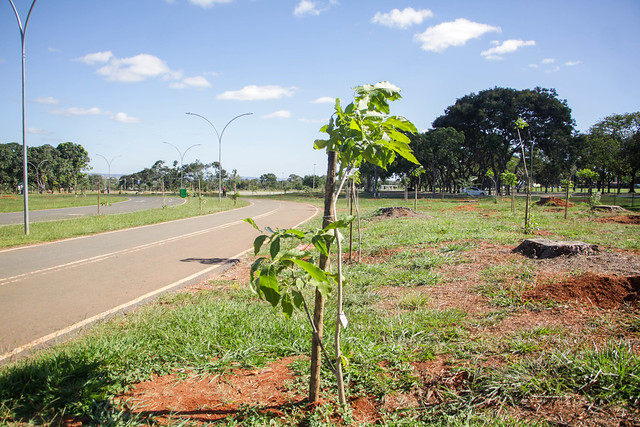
[186,112,253,202]
[8,0,38,235]
[162,141,201,191]
[95,154,121,194]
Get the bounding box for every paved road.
[0,196,185,226]
[0,199,318,363]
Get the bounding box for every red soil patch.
[453,203,480,211]
[536,196,573,207]
[120,357,306,424]
[525,273,640,309]
[596,215,640,225]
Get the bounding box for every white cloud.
[50,107,107,117]
[565,60,582,66]
[542,58,556,64]
[27,127,52,135]
[217,85,296,101]
[48,46,59,53]
[294,0,320,17]
[312,96,336,104]
[414,18,501,52]
[372,7,433,29]
[76,51,182,83]
[170,75,212,89]
[74,51,114,65]
[189,0,233,7]
[0,58,5,64]
[96,53,181,83]
[111,112,140,123]
[263,110,291,119]
[36,96,60,105]
[481,39,535,60]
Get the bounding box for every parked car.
[461,187,486,196]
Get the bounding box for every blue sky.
[1,0,639,178]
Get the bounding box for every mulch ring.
[535,196,572,207]
[374,206,425,218]
[524,272,640,309]
[596,215,640,225]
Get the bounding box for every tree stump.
[591,205,626,212]
[513,238,598,259]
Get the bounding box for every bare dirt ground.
[117,212,640,426]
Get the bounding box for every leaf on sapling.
[314,279,332,299]
[253,235,268,255]
[244,217,261,231]
[250,257,267,286]
[292,290,304,310]
[311,235,328,256]
[285,258,330,284]
[385,116,417,133]
[270,235,281,259]
[281,292,294,318]
[284,229,305,239]
[323,216,355,231]
[314,139,328,150]
[259,264,280,307]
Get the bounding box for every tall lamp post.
[186,112,253,202]
[95,154,121,194]
[162,142,201,191]
[8,0,38,235]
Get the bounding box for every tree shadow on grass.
[0,352,118,424]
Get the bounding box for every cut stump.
[591,205,626,212]
[513,238,599,259]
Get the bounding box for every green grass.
[0,193,129,213]
[1,193,638,425]
[0,196,248,248]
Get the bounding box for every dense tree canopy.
[0,142,90,193]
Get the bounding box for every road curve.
[0,196,186,226]
[0,198,318,363]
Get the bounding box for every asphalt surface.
[0,196,185,226]
[0,198,318,363]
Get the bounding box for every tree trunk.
[309,150,337,403]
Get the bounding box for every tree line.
[381,87,639,195]
[2,86,638,195]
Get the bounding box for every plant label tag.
[339,312,348,329]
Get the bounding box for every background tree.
[0,143,23,192]
[56,142,90,192]
[586,112,640,193]
[432,87,576,192]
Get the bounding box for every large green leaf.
[244,217,260,231]
[259,265,280,307]
[284,258,329,284]
[311,235,329,256]
[270,235,281,259]
[253,235,268,255]
[281,292,294,318]
[292,290,304,310]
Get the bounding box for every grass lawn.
[0,194,638,425]
[0,193,129,213]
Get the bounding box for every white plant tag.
[339,312,348,329]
